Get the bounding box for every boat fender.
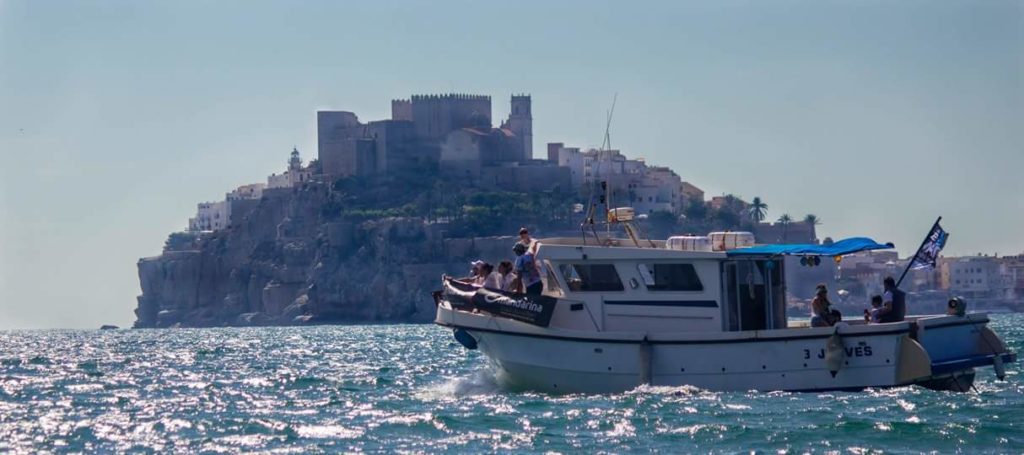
[994,355,1006,380]
[453,328,478,350]
[639,337,652,386]
[824,329,845,378]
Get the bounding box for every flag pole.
[895,216,942,288]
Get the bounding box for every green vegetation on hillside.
[319,165,768,240]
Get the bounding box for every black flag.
[909,222,948,270]
[896,217,949,287]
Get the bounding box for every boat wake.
[420,367,505,400]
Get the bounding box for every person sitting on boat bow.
[811,284,841,327]
[480,263,503,290]
[497,260,516,292]
[461,260,486,286]
[512,242,543,295]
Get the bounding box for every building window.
[559,263,623,292]
[637,263,704,291]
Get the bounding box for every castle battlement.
[410,93,491,101]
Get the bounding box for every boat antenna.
[579,94,616,245]
[601,93,617,151]
[601,93,617,241]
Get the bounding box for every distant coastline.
[135,91,1022,328]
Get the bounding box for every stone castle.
[317,93,568,192]
[187,92,717,234]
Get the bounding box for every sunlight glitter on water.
[0,316,1022,453]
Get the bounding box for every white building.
[551,145,683,214]
[186,148,313,232]
[941,256,1015,300]
[268,147,313,189]
[188,201,229,232]
[227,183,265,201]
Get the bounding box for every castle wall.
[479,162,571,193]
[321,138,376,177]
[391,99,412,121]
[439,129,484,181]
[367,120,416,174]
[318,95,534,180]
[318,111,371,177]
[410,94,491,143]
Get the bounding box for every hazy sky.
[1,0,1021,329]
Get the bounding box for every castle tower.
[391,99,412,121]
[509,94,532,160]
[289,146,302,170]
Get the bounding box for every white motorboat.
[433,235,1015,394]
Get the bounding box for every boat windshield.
[542,260,564,298]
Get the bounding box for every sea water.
[1,315,1022,453]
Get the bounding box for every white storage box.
[665,235,713,252]
[708,231,756,251]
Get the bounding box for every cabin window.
[637,263,703,291]
[559,263,624,292]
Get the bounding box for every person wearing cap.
[512,242,543,295]
[462,260,486,285]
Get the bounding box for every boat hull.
[437,302,1017,394]
[456,324,924,393]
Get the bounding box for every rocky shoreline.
[134,182,521,328]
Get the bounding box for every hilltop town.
[186,93,817,243]
[138,92,1023,328]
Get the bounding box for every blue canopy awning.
[726,237,894,257]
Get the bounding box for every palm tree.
[777,213,793,242]
[803,214,821,243]
[748,197,768,223]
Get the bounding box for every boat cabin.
[531,237,788,334]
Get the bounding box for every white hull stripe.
[436,322,911,345]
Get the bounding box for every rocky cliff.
[134,182,518,328]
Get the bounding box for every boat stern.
[913,313,1016,389]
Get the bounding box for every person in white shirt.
[481,263,502,290]
[498,261,516,292]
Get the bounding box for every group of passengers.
[460,228,544,296]
[810,276,906,328]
